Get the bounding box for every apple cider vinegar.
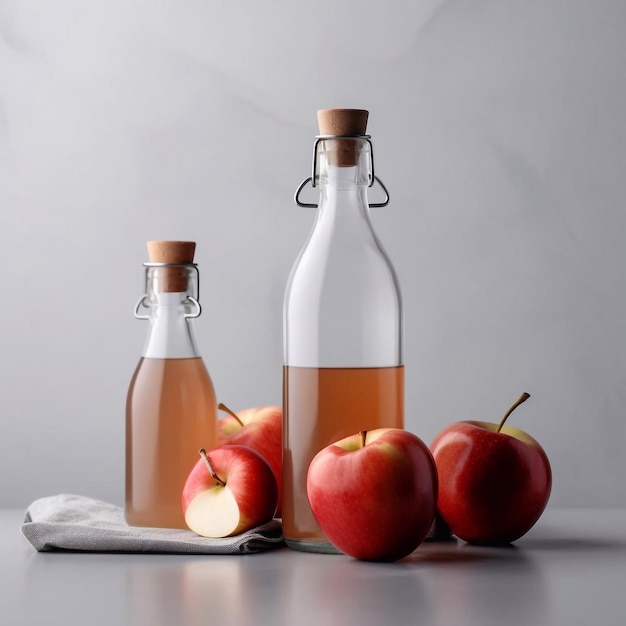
[282,366,404,546]
[126,241,218,529]
[283,110,404,552]
[126,357,217,529]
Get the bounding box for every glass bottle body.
[126,266,218,529]
[283,138,404,552]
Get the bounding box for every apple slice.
[182,445,278,538]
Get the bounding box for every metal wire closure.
[294,134,390,209]
[133,296,151,320]
[133,263,201,320]
[183,296,202,319]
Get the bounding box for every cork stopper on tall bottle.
[317,108,369,167]
[147,240,196,293]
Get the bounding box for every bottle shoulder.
[287,231,400,293]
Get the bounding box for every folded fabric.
[21,494,284,554]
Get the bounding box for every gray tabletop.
[2,508,625,626]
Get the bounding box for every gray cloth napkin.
[21,494,285,554]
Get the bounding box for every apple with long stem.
[217,403,282,516]
[182,445,278,538]
[430,392,552,545]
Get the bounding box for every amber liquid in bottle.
[282,365,404,547]
[125,357,218,528]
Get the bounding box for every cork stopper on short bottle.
[317,108,369,167]
[147,241,196,293]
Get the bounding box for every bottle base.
[284,538,342,555]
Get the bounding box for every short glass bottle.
[126,241,218,529]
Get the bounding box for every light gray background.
[1,0,625,509]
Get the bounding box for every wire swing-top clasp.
[294,134,390,209]
[133,263,201,320]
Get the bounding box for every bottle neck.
[315,135,372,218]
[142,292,200,359]
[323,164,367,190]
[315,164,374,240]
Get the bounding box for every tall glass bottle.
[283,109,404,552]
[126,240,218,529]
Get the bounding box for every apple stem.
[496,392,531,433]
[218,403,244,428]
[360,430,367,448]
[199,448,226,487]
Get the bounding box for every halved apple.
[182,445,278,538]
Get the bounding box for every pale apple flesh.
[184,486,243,538]
[182,445,278,538]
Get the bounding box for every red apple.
[307,428,438,562]
[182,445,278,538]
[430,392,552,545]
[218,403,283,516]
